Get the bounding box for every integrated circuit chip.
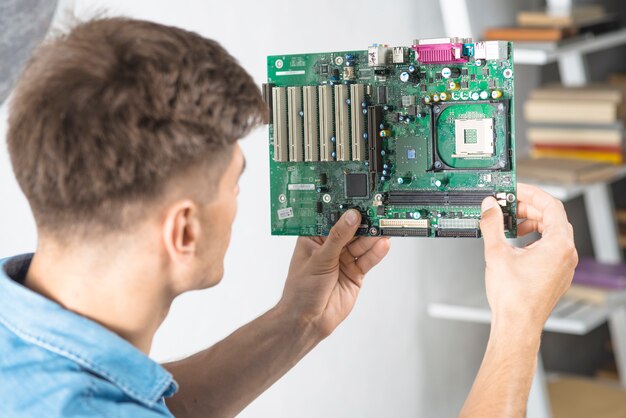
[345,173,368,198]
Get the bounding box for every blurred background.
[2,0,626,417]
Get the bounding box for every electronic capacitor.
[441,67,461,79]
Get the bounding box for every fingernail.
[481,197,497,214]
[344,210,358,226]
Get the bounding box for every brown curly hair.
[7,17,266,232]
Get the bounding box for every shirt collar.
[0,254,178,406]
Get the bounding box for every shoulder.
[0,324,173,418]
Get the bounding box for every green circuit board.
[264,38,516,238]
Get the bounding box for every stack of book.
[565,258,626,306]
[484,5,618,42]
[525,84,626,165]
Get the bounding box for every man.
[0,17,577,418]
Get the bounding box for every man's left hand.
[279,210,391,339]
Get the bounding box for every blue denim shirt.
[0,254,178,417]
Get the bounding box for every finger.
[480,197,507,254]
[517,219,542,237]
[347,237,385,258]
[339,249,366,287]
[516,202,543,223]
[317,210,361,263]
[356,238,391,274]
[517,183,570,235]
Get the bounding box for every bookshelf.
[514,28,626,66]
[429,290,610,335]
[433,2,626,417]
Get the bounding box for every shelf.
[514,28,626,65]
[428,291,609,335]
[519,164,626,203]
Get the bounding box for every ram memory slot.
[367,105,384,188]
[350,84,366,161]
[287,86,304,162]
[334,84,350,161]
[303,86,319,162]
[318,85,334,162]
[272,87,288,162]
[387,191,493,206]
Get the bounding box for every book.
[610,74,626,87]
[573,258,626,290]
[529,85,626,103]
[533,143,622,153]
[517,157,618,183]
[517,6,607,28]
[527,127,623,148]
[524,100,624,125]
[484,27,577,42]
[531,148,623,164]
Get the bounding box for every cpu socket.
[453,118,494,158]
[428,100,510,172]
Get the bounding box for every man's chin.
[199,269,224,290]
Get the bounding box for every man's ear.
[162,200,201,263]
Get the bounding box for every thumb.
[480,197,506,253]
[319,209,361,261]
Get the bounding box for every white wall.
[0,1,523,417]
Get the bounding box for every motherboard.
[264,38,516,238]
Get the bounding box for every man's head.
[7,17,266,292]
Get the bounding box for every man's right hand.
[480,183,578,327]
[459,184,578,418]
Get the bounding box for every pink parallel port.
[411,43,468,64]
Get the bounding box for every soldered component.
[435,228,481,238]
[350,84,366,161]
[412,38,471,64]
[376,86,388,104]
[401,95,416,107]
[303,86,319,162]
[334,84,350,161]
[441,67,461,79]
[343,66,356,80]
[367,105,384,188]
[380,219,429,229]
[474,41,508,60]
[345,173,368,198]
[272,87,288,162]
[454,118,494,158]
[367,45,391,66]
[380,218,430,237]
[491,90,503,99]
[318,85,334,161]
[392,46,407,63]
[379,129,392,138]
[287,86,304,162]
[387,191,493,206]
[438,218,480,229]
[262,83,275,124]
